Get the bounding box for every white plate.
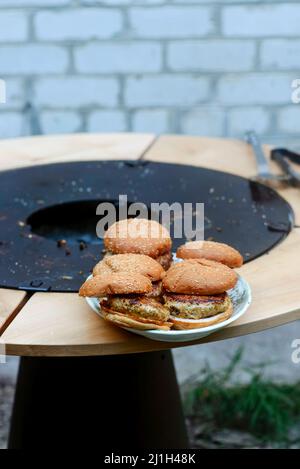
[85,273,251,343]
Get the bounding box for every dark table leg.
[9,350,189,449]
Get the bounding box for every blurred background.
[1,0,300,449]
[0,0,299,147]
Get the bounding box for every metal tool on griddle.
[245,130,300,187]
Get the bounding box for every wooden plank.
[0,289,27,334]
[2,134,300,356]
[2,229,300,356]
[146,135,300,224]
[0,133,155,171]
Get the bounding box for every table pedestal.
[9,351,188,449]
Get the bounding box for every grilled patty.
[156,251,172,269]
[163,292,231,319]
[101,295,169,322]
[145,281,162,298]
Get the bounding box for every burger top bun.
[177,240,243,268]
[93,253,165,282]
[79,272,152,297]
[104,218,171,258]
[162,259,237,295]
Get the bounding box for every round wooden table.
[1,133,300,448]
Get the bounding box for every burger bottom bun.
[101,306,172,331]
[170,302,233,330]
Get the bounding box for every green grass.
[184,348,300,443]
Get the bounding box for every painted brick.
[75,43,162,73]
[1,79,25,109]
[222,5,300,37]
[0,113,24,138]
[129,6,214,38]
[87,110,127,132]
[132,110,169,133]
[0,11,28,42]
[261,40,300,70]
[81,1,163,4]
[41,111,82,134]
[228,107,270,135]
[181,108,225,137]
[278,106,300,134]
[125,75,210,107]
[35,9,123,41]
[0,45,68,75]
[218,74,292,105]
[0,1,70,5]
[168,40,255,72]
[34,78,119,108]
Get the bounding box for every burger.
[79,254,171,330]
[103,218,172,269]
[176,240,243,268]
[92,253,165,298]
[162,259,238,330]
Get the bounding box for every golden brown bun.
[177,240,243,268]
[104,218,172,257]
[170,302,233,330]
[93,253,165,282]
[79,272,152,297]
[101,305,172,331]
[162,259,237,295]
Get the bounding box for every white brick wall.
[35,9,123,41]
[181,108,224,137]
[5,80,25,110]
[0,11,28,42]
[278,107,300,134]
[0,45,68,75]
[75,43,162,73]
[129,6,214,38]
[125,75,210,107]
[168,40,255,72]
[34,77,119,108]
[228,107,270,135]
[132,109,169,133]
[0,112,24,138]
[217,74,292,105]
[261,40,300,70]
[0,1,71,5]
[0,0,299,146]
[41,111,82,134]
[222,5,300,37]
[87,110,127,132]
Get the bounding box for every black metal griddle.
[0,160,294,292]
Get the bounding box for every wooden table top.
[0,133,299,357]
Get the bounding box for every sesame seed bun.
[162,259,237,295]
[177,240,243,268]
[104,218,172,258]
[169,301,233,330]
[79,272,152,297]
[93,253,165,282]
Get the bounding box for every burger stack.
[79,218,243,331]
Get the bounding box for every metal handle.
[271,149,300,187]
[245,130,270,177]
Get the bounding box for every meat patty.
[163,292,231,319]
[144,281,162,299]
[156,251,173,270]
[101,295,170,322]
